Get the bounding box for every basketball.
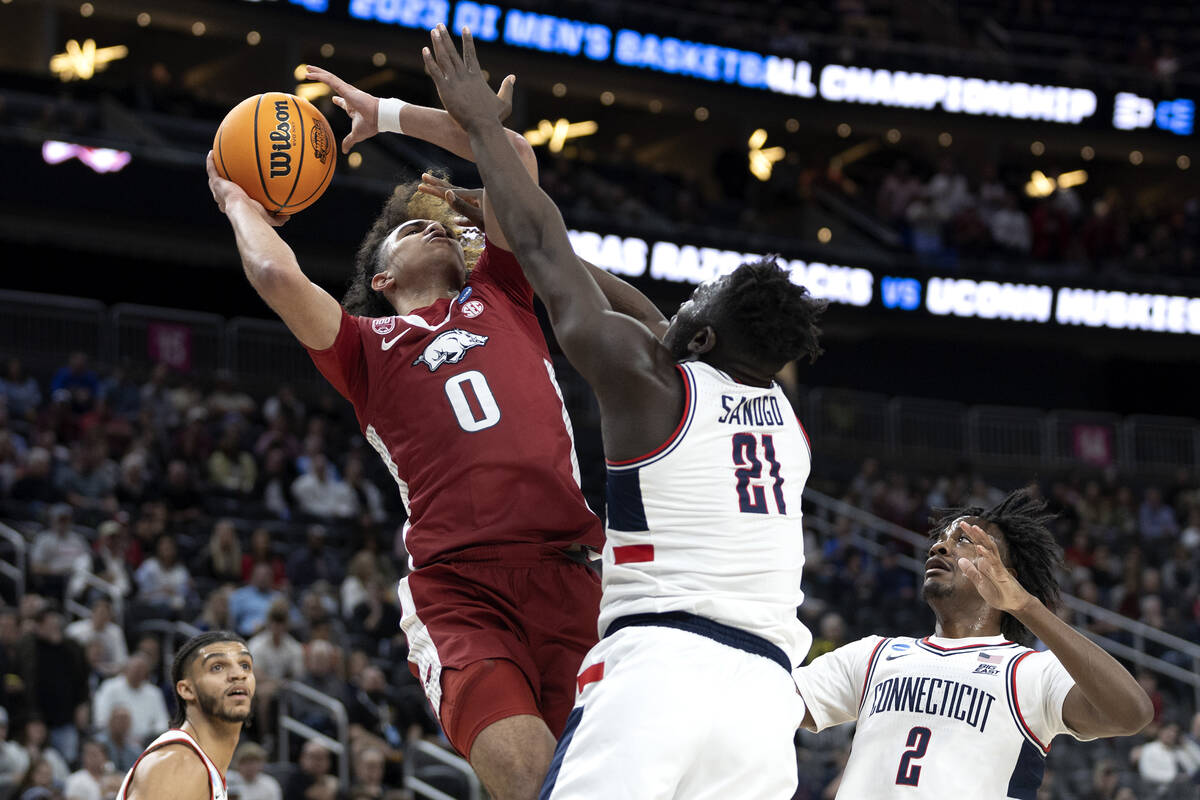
[212,92,336,215]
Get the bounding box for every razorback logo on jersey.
[412,329,489,372]
[372,316,397,335]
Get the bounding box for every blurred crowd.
[2,350,1199,800]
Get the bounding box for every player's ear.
[687,325,716,356]
[370,270,393,292]
[176,678,196,704]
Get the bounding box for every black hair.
[343,175,482,318]
[718,257,828,368]
[929,487,1063,646]
[169,630,247,727]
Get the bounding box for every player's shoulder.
[126,743,211,800]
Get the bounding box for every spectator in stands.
[13,755,58,800]
[62,738,110,800]
[17,719,68,784]
[261,384,305,426]
[988,192,1032,255]
[0,706,31,795]
[133,534,194,617]
[0,358,42,423]
[343,456,386,525]
[29,505,89,599]
[159,459,203,523]
[255,446,294,519]
[344,666,404,753]
[208,427,257,495]
[340,552,379,618]
[286,525,343,589]
[349,580,403,656]
[97,364,141,420]
[805,612,847,663]
[193,518,244,586]
[349,745,391,800]
[206,371,256,421]
[294,640,345,735]
[1138,718,1200,790]
[0,429,21,499]
[291,454,356,521]
[14,607,88,757]
[0,609,24,722]
[55,443,117,515]
[50,352,99,413]
[9,448,57,510]
[246,602,305,728]
[63,597,126,678]
[193,585,234,632]
[94,707,138,773]
[1139,487,1179,546]
[241,527,287,587]
[66,520,131,603]
[230,563,286,637]
[227,742,282,800]
[285,740,339,800]
[138,363,175,433]
[91,653,167,745]
[876,160,922,228]
[254,414,300,462]
[113,452,156,511]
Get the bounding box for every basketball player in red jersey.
[206,71,665,800]
[117,631,254,800]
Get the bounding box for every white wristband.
[378,97,408,134]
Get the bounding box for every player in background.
[423,27,826,799]
[117,631,254,800]
[208,66,666,800]
[793,489,1153,799]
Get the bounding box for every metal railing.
[64,570,124,626]
[3,290,1200,474]
[802,487,1200,706]
[277,680,351,788]
[405,739,482,800]
[0,523,26,599]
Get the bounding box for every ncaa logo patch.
[456,286,473,304]
[461,300,485,318]
[372,316,396,335]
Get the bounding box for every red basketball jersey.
[308,239,603,567]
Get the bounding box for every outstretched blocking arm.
[957,523,1153,738]
[416,174,669,338]
[305,65,532,252]
[207,152,342,350]
[422,26,670,387]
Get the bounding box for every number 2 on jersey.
[731,433,786,515]
[444,371,501,432]
[896,726,931,786]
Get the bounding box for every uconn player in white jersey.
[117,631,254,800]
[422,27,825,798]
[795,490,1153,799]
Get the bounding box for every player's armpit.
[124,744,212,800]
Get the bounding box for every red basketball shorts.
[397,545,601,758]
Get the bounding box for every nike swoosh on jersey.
[381,329,412,350]
[885,653,913,660]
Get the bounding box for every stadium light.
[50,39,128,82]
[748,128,785,181]
[295,82,331,101]
[524,119,598,153]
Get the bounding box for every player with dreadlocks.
[116,631,253,800]
[426,26,825,798]
[794,487,1153,799]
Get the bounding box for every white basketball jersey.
[598,360,813,666]
[116,728,227,800]
[794,634,1092,800]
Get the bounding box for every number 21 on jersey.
[730,432,786,515]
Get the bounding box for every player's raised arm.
[956,522,1153,738]
[306,64,532,253]
[422,25,671,386]
[416,174,669,339]
[206,152,342,350]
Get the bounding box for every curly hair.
[343,175,484,318]
[929,487,1063,646]
[716,257,828,369]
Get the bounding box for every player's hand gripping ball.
[212,92,336,215]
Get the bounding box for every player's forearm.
[583,260,668,338]
[1013,597,1153,735]
[395,103,532,171]
[225,198,303,290]
[465,118,605,313]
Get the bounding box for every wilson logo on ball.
[213,92,337,215]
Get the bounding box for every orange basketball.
[213,92,336,215]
